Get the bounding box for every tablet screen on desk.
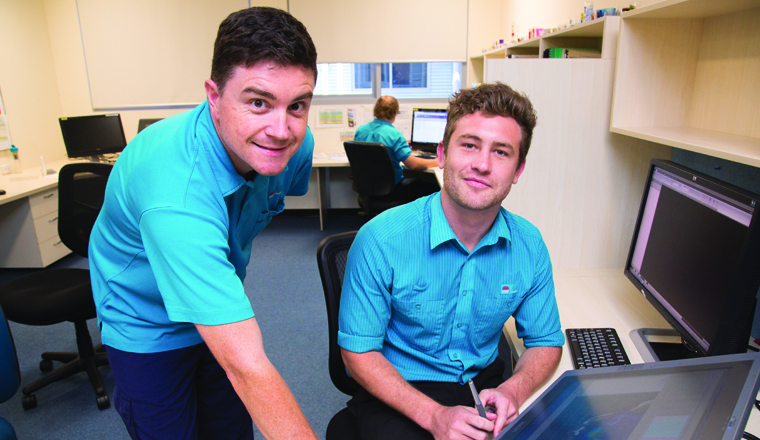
[496,353,760,440]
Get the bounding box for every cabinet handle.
[48,217,58,223]
[43,193,55,199]
[53,241,63,246]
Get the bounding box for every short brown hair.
[373,96,399,121]
[442,82,537,167]
[211,7,318,94]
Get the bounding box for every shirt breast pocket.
[390,296,446,354]
[474,283,524,342]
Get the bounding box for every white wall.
[0,0,65,168]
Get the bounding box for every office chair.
[317,231,360,440]
[343,141,413,217]
[0,305,20,440]
[0,163,113,411]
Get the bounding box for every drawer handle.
[53,240,63,246]
[48,217,59,223]
[43,193,55,199]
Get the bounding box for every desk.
[503,268,760,434]
[0,159,73,267]
[312,155,350,230]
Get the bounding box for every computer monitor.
[624,159,760,361]
[137,118,162,133]
[59,114,127,160]
[496,352,760,440]
[410,108,447,153]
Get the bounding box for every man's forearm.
[341,348,442,432]
[497,346,562,407]
[197,319,318,440]
[226,360,317,440]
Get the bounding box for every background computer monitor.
[59,114,127,159]
[410,108,447,153]
[624,159,760,361]
[137,118,162,133]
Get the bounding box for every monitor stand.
[630,328,702,362]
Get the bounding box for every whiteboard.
[77,1,285,109]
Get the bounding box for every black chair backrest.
[0,305,20,403]
[343,141,396,197]
[58,163,113,258]
[317,231,359,396]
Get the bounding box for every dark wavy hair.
[210,7,318,93]
[443,82,537,167]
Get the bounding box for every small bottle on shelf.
[9,144,20,174]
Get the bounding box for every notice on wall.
[315,106,345,128]
[393,104,414,139]
[346,107,358,128]
[0,88,12,151]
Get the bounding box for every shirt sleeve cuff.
[522,329,565,348]
[338,331,384,353]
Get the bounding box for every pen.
[468,379,488,418]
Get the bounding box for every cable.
[743,431,760,440]
[748,345,759,352]
[755,399,760,412]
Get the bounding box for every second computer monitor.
[410,108,447,153]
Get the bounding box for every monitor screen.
[410,108,447,153]
[59,114,127,159]
[497,353,760,440]
[137,118,162,133]
[624,160,760,358]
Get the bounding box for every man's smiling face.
[205,61,315,177]
[438,111,525,214]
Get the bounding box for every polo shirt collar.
[429,192,511,253]
[374,118,393,128]
[195,100,250,196]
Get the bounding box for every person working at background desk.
[339,83,563,440]
[88,7,318,440]
[354,95,439,200]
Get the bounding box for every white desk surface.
[504,268,760,433]
[0,159,73,206]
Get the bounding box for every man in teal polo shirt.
[354,96,439,200]
[339,83,563,440]
[88,8,319,440]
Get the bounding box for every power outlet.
[0,164,11,175]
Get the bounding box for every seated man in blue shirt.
[354,96,439,199]
[339,83,563,440]
[88,7,319,440]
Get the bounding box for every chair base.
[21,321,110,411]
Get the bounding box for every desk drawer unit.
[33,211,59,243]
[29,188,58,218]
[0,187,71,268]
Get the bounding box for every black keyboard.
[566,328,630,369]
[415,152,437,159]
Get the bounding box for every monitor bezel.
[59,114,127,159]
[623,159,760,358]
[496,352,760,440]
[410,108,447,153]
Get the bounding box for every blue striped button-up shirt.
[338,192,563,384]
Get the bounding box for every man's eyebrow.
[241,88,313,103]
[242,87,275,100]
[458,133,514,150]
[293,91,314,102]
[458,134,482,142]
